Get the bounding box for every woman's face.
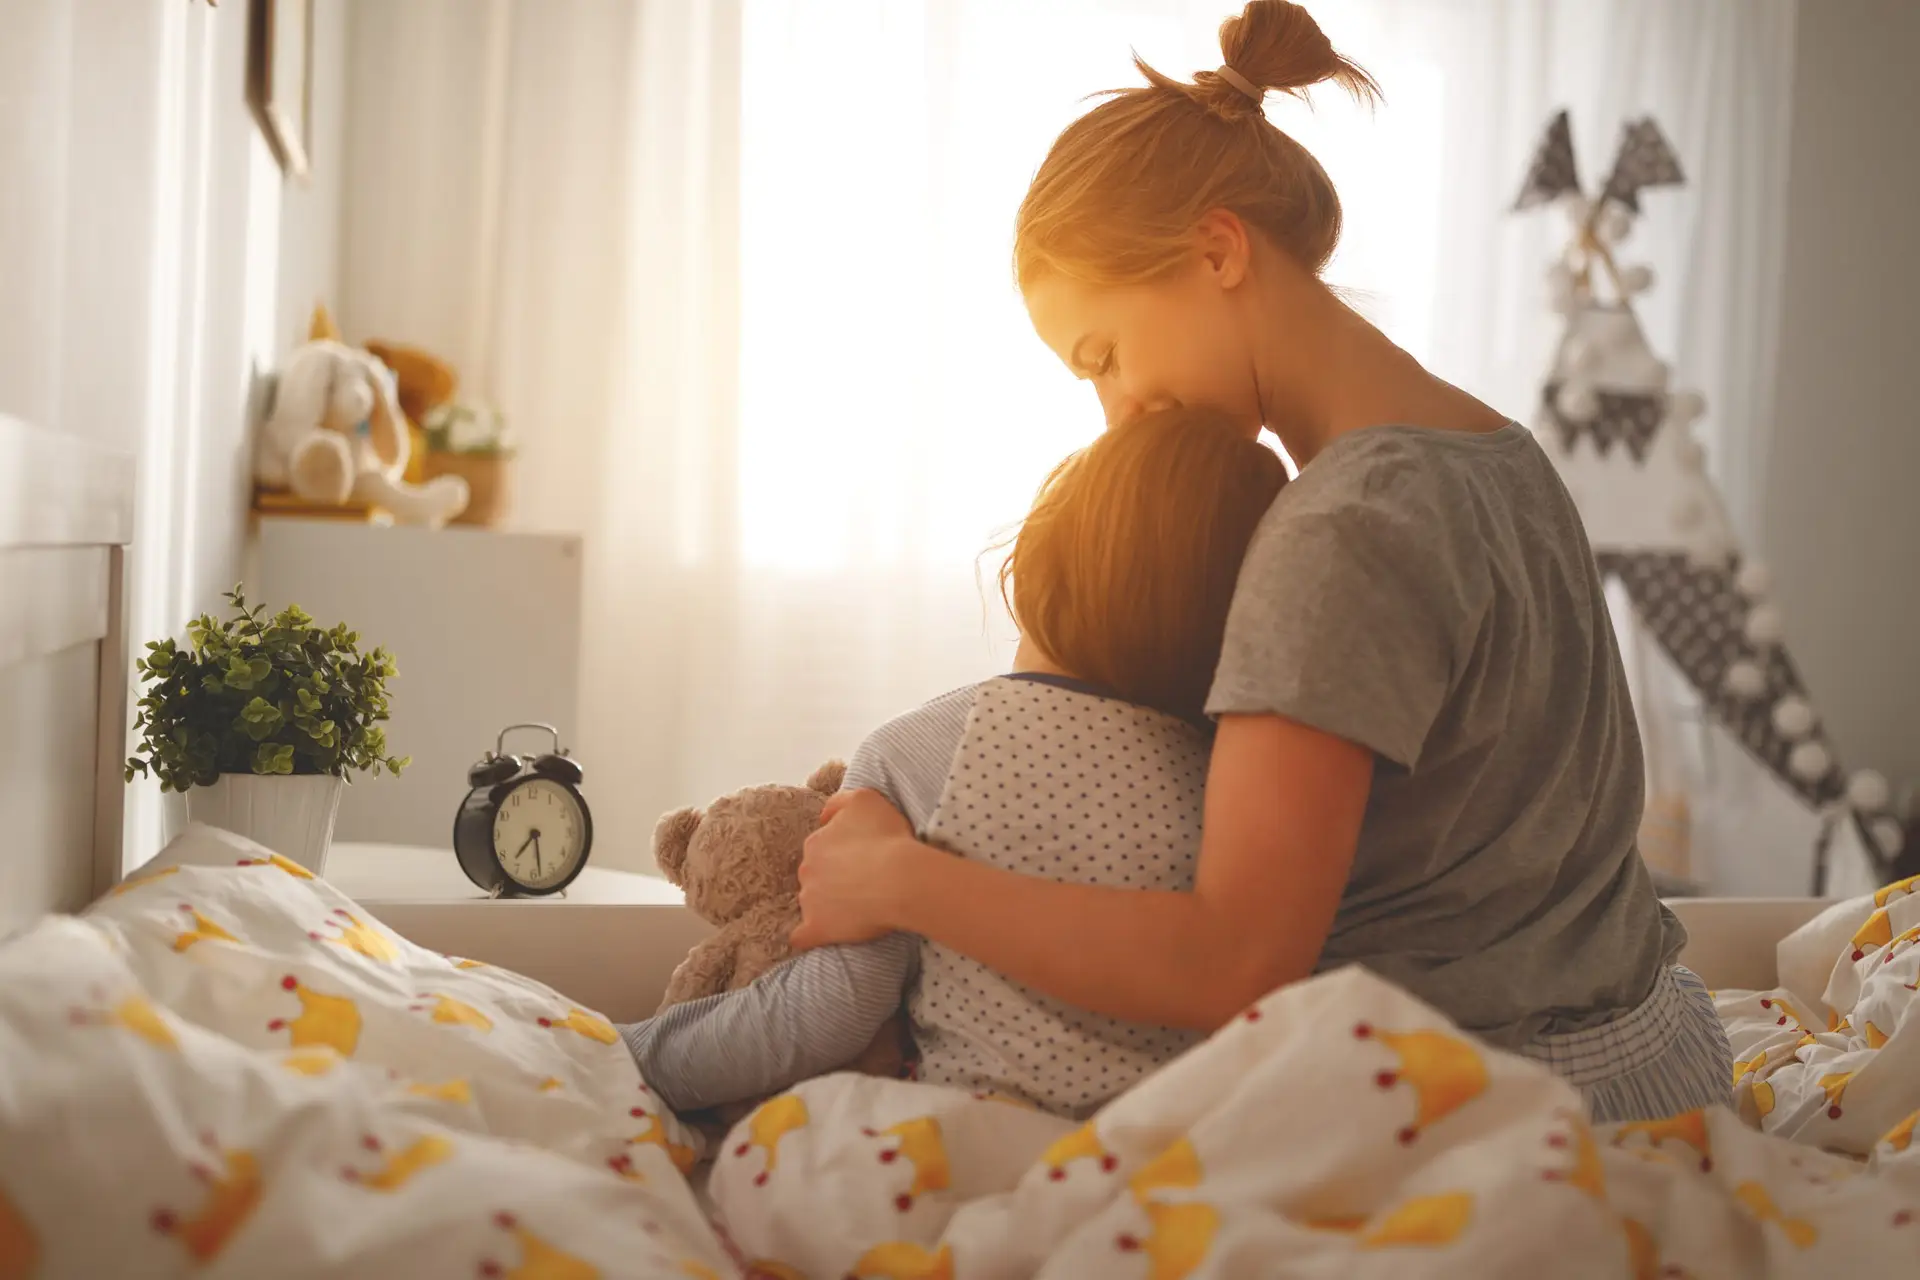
[1025,255,1264,436]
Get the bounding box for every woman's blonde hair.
[999,408,1287,724]
[1015,1,1378,290]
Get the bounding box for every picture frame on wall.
[247,0,314,182]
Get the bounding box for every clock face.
[491,778,588,891]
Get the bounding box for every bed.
[3,414,1917,1277]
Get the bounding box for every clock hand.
[531,830,543,875]
[514,832,534,860]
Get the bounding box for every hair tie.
[1215,64,1264,104]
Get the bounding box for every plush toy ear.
[652,807,702,884]
[805,760,846,797]
[359,352,410,472]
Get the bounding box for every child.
[621,407,1287,1117]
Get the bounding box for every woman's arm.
[620,933,915,1112]
[794,713,1372,1031]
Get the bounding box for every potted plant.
[420,398,515,527]
[125,587,409,873]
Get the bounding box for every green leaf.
[240,696,280,726]
[126,584,406,790]
[254,742,296,775]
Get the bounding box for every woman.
[791,0,1732,1123]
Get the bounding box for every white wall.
[1764,0,1920,810]
[280,0,354,354]
[0,0,351,870]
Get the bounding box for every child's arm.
[795,712,1372,1031]
[622,707,959,1113]
[620,933,915,1112]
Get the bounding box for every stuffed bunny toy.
[255,339,469,527]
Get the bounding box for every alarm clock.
[453,723,593,897]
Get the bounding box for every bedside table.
[327,842,684,905]
[329,842,710,1021]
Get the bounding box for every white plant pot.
[184,773,346,875]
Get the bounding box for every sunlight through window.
[738,0,1445,574]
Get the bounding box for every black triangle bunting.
[1513,109,1582,211]
[1600,117,1685,213]
[1540,382,1667,462]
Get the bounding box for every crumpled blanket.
[1721,874,1920,1155]
[0,825,726,1279]
[4,824,1919,1278]
[711,961,1920,1279]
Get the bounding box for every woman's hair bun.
[1192,1,1380,119]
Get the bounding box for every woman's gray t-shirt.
[1206,423,1685,1049]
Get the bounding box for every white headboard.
[0,415,136,933]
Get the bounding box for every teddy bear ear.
[652,807,702,884]
[804,760,847,797]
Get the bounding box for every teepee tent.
[1512,111,1905,897]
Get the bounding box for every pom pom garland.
[1770,696,1816,740]
[1744,605,1784,646]
[1723,661,1767,700]
[1735,561,1773,599]
[1788,742,1832,783]
[1847,770,1892,813]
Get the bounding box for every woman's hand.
[790,789,922,950]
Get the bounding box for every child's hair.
[1014,1,1378,290]
[999,408,1288,724]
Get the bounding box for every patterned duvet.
[1,824,1917,1278]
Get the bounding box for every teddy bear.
[254,338,470,527]
[653,760,914,1113]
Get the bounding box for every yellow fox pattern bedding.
[1722,874,1920,1159]
[1,826,1918,1277]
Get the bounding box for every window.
[737,0,1449,573]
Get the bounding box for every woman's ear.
[1194,208,1252,289]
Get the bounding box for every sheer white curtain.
[339,0,1796,874]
